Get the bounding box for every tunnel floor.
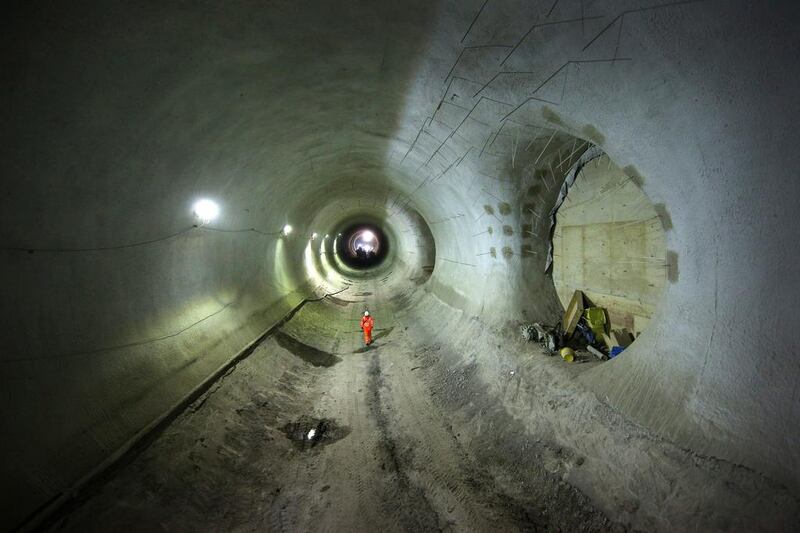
[44,279,799,532]
[47,280,613,532]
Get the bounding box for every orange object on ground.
[360,314,374,344]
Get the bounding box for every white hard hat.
[364,311,369,316]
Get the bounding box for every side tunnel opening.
[552,152,667,348]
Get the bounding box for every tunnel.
[2,1,800,531]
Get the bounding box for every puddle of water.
[275,331,341,367]
[281,416,351,451]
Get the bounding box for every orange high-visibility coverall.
[360,315,375,344]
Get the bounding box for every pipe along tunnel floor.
[46,279,799,532]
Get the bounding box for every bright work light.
[192,199,219,224]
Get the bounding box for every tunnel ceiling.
[3,1,800,530]
[3,1,602,243]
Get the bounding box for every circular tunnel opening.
[551,151,667,354]
[336,223,390,270]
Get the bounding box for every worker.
[360,310,374,346]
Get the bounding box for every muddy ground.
[45,280,798,532]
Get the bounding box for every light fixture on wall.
[282,224,293,236]
[192,199,219,224]
[311,232,318,240]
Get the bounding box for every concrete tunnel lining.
[2,0,800,530]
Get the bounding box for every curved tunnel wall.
[2,1,799,528]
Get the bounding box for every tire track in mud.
[366,286,531,531]
[322,357,385,531]
[366,351,443,531]
[384,352,535,530]
[407,341,617,532]
[380,317,559,532]
[285,296,396,533]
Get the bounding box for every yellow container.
[560,347,575,362]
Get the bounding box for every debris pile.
[522,290,636,363]
[520,322,561,352]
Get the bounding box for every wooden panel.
[552,159,666,335]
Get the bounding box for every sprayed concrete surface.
[4,1,800,530]
[47,280,798,532]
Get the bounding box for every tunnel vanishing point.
[2,1,800,531]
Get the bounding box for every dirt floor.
[46,281,616,532]
[45,280,799,532]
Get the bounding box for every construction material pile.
[522,290,634,362]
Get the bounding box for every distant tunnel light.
[311,232,318,240]
[192,199,219,224]
[282,224,293,236]
[352,228,379,254]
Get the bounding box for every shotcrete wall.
[390,0,800,495]
[2,1,799,529]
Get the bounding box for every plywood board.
[562,289,585,337]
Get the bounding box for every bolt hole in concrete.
[281,416,351,451]
[552,153,667,341]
